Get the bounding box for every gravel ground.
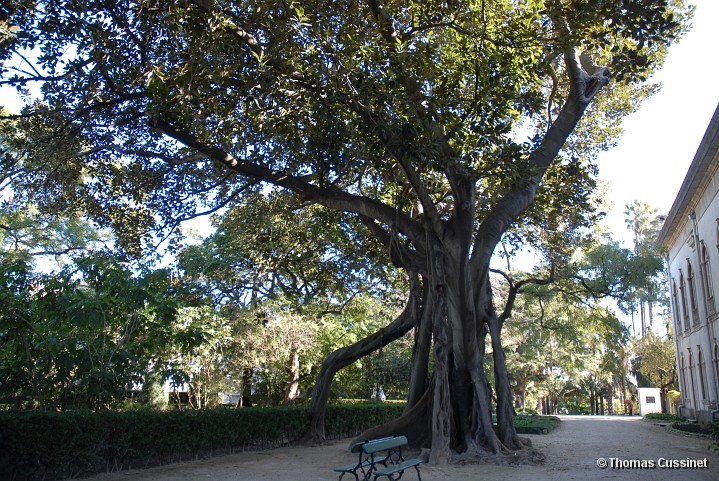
[83,415,719,481]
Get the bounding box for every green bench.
[333,435,422,481]
[333,437,391,481]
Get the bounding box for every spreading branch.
[492,266,555,327]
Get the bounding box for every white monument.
[637,387,662,415]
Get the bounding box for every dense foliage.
[497,197,672,416]
[501,279,630,415]
[0,255,178,410]
[644,412,685,421]
[0,253,413,410]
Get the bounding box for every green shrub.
[0,403,405,481]
[516,408,538,416]
[514,415,561,434]
[711,420,719,442]
[710,419,719,451]
[644,413,686,422]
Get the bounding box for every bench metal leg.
[338,472,360,481]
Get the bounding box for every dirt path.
[85,415,718,481]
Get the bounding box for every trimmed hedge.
[0,404,405,480]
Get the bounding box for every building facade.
[657,103,719,425]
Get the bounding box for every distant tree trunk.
[284,347,300,405]
[640,299,646,334]
[620,378,627,414]
[240,368,253,407]
[648,299,654,329]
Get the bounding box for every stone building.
[656,103,719,425]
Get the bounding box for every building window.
[680,353,688,405]
[701,242,715,312]
[688,350,697,408]
[679,271,691,332]
[698,348,707,400]
[672,279,682,335]
[687,261,699,325]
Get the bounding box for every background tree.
[159,305,240,409]
[0,0,690,461]
[502,279,629,415]
[630,330,677,412]
[0,255,177,410]
[624,200,666,333]
[174,191,407,406]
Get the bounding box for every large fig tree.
[0,0,689,461]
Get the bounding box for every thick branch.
[148,117,426,245]
[470,47,611,282]
[359,215,427,274]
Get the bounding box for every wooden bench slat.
[372,458,422,476]
[333,462,362,473]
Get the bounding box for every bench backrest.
[350,436,398,453]
[362,435,408,454]
[349,440,366,453]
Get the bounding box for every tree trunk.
[352,249,512,460]
[284,347,300,405]
[406,277,433,410]
[240,368,253,407]
[640,298,646,334]
[488,313,522,449]
[648,299,654,329]
[428,274,451,464]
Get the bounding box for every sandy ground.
[84,415,719,481]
